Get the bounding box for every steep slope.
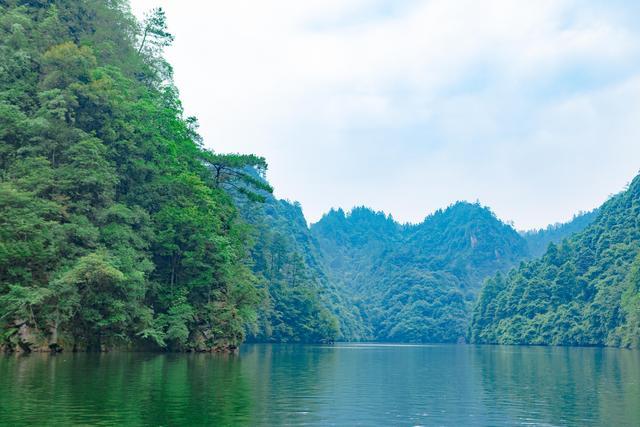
[311,207,401,294]
[0,1,266,352]
[312,202,529,342]
[396,202,528,291]
[471,175,640,347]
[238,196,369,342]
[521,210,599,258]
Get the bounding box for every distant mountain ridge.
[302,198,602,343]
[520,210,599,258]
[0,0,634,353]
[311,202,529,342]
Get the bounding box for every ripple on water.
[1,345,639,426]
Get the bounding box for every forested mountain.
[237,195,368,343]
[311,202,530,342]
[2,0,637,352]
[310,207,401,294]
[521,210,598,258]
[0,0,274,352]
[471,174,640,347]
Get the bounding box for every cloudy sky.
[130,0,640,230]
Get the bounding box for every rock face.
[1,322,50,353]
[1,323,240,354]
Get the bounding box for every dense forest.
[236,191,368,343]
[0,0,275,352]
[0,0,368,352]
[311,202,531,342]
[309,203,599,343]
[0,0,636,352]
[471,174,640,348]
[521,210,599,258]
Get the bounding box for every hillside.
[312,202,530,342]
[521,210,599,258]
[0,1,272,352]
[2,0,637,352]
[237,195,369,343]
[471,174,640,347]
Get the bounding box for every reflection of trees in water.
[0,353,253,425]
[472,346,640,425]
[240,344,338,425]
[1,346,639,425]
[316,345,501,425]
[137,353,253,425]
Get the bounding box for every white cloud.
[130,0,640,229]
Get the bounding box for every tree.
[137,7,174,56]
[201,151,274,202]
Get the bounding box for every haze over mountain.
[520,210,599,258]
[3,4,640,427]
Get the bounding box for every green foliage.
[377,270,468,343]
[0,0,263,352]
[521,210,598,258]
[201,151,273,202]
[471,175,640,347]
[620,254,640,348]
[137,7,173,56]
[238,192,360,343]
[3,0,634,351]
[312,202,529,342]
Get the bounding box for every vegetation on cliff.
[0,0,267,352]
[238,194,367,343]
[471,174,640,347]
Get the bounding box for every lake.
[1,344,639,426]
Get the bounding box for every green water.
[1,344,639,426]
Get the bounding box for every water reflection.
[472,346,640,426]
[1,345,639,426]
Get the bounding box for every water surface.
[1,344,639,426]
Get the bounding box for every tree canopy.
[0,0,267,352]
[311,202,530,342]
[471,174,640,347]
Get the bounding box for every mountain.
[2,0,636,352]
[237,195,369,343]
[311,202,530,342]
[471,174,640,348]
[310,206,401,294]
[521,210,599,258]
[0,1,270,352]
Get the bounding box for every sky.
[130,0,640,230]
